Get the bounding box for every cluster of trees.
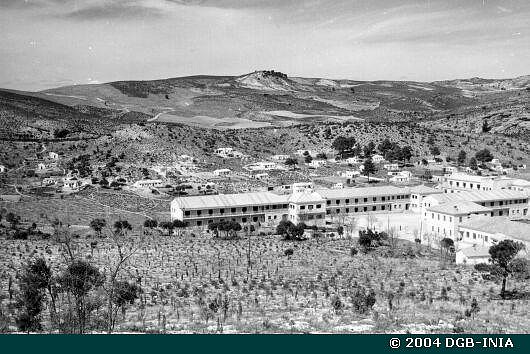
[455,149,493,169]
[377,138,413,162]
[15,218,142,333]
[208,220,242,239]
[358,229,388,252]
[276,220,307,241]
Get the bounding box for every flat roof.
[172,191,290,209]
[429,189,527,203]
[459,245,491,258]
[316,185,409,199]
[427,201,492,215]
[460,216,530,243]
[409,185,442,195]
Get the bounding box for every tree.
[159,221,174,236]
[15,258,52,332]
[6,212,20,229]
[304,155,313,163]
[400,146,413,162]
[363,142,375,157]
[332,136,356,158]
[377,138,393,156]
[440,237,454,260]
[209,220,242,239]
[113,220,132,236]
[430,146,440,156]
[362,157,376,182]
[482,120,491,133]
[284,158,298,170]
[111,281,141,323]
[276,220,306,241]
[469,157,478,170]
[143,219,158,228]
[475,149,494,163]
[358,229,388,252]
[316,152,327,159]
[172,219,188,236]
[90,218,106,238]
[457,150,467,165]
[58,260,104,333]
[489,240,525,299]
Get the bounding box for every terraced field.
[0,233,528,333]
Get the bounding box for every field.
[1,229,529,334]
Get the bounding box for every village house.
[455,245,491,265]
[271,154,290,161]
[0,165,5,173]
[345,156,362,165]
[48,151,59,160]
[133,179,165,189]
[308,159,326,168]
[389,171,412,184]
[383,163,399,171]
[213,168,231,177]
[371,154,385,163]
[244,161,281,172]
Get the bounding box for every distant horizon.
[3,70,530,92]
[2,1,530,91]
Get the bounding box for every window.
[327,200,331,205]
[308,205,313,210]
[253,206,258,211]
[346,199,350,204]
[364,198,368,203]
[300,205,306,210]
[336,200,340,205]
[443,215,446,221]
[316,204,321,208]
[220,208,225,214]
[283,204,288,208]
[485,236,488,241]
[185,211,191,216]
[382,197,385,201]
[336,209,340,213]
[242,207,247,212]
[197,210,202,216]
[466,232,469,238]
[363,207,367,212]
[354,207,358,212]
[354,198,358,203]
[242,217,247,223]
[459,217,462,222]
[372,206,376,211]
[208,209,213,215]
[231,208,236,213]
[473,233,476,239]
[499,210,503,216]
[381,205,385,210]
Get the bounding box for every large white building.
[458,216,530,251]
[171,185,413,228]
[444,173,530,195]
[421,189,529,241]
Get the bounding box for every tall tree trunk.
[501,277,507,299]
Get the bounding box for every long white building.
[171,185,414,228]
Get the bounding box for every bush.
[284,248,294,257]
[350,287,376,314]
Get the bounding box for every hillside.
[13,70,521,130]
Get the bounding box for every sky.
[1,0,529,91]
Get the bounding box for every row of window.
[325,194,410,205]
[183,204,289,216]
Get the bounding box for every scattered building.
[455,245,491,265]
[133,179,165,189]
[213,168,231,177]
[308,159,326,168]
[371,154,385,163]
[271,154,290,161]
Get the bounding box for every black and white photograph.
[0,0,529,335]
